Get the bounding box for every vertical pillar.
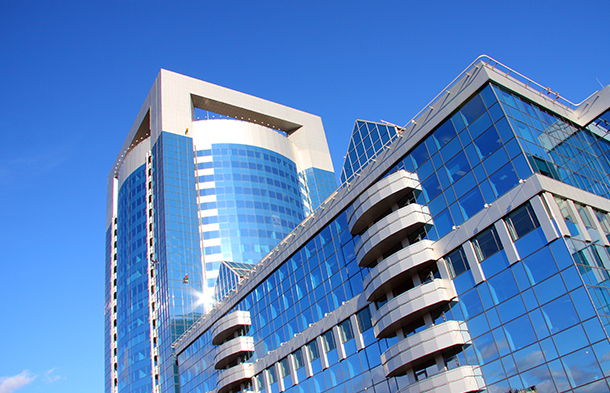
[350,314,366,351]
[586,205,610,246]
[303,344,313,378]
[462,241,485,283]
[494,220,520,264]
[530,195,560,243]
[288,353,298,385]
[566,200,592,242]
[317,336,329,370]
[333,326,346,361]
[541,192,570,237]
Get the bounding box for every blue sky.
[0,1,609,392]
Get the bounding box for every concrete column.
[541,192,570,237]
[435,354,446,373]
[350,314,366,351]
[262,367,272,393]
[302,344,313,378]
[462,241,485,283]
[333,326,346,360]
[566,199,592,242]
[437,259,451,280]
[288,353,298,385]
[317,336,329,370]
[494,220,520,264]
[276,363,285,392]
[530,195,560,243]
[586,205,610,246]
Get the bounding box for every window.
[266,366,277,385]
[555,197,575,223]
[472,226,503,261]
[413,358,437,381]
[306,340,319,361]
[446,247,469,278]
[595,210,610,233]
[505,203,539,240]
[338,319,354,343]
[292,349,304,369]
[575,203,594,228]
[252,374,265,392]
[321,330,336,353]
[356,307,373,333]
[278,358,290,378]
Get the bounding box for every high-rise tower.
[104,70,335,393]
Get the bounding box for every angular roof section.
[340,120,400,184]
[214,261,255,303]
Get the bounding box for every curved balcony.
[216,362,255,393]
[355,204,431,268]
[363,240,438,302]
[399,366,484,393]
[213,336,254,369]
[348,170,421,235]
[373,279,456,339]
[211,310,251,345]
[381,321,470,377]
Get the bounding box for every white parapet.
[348,169,421,235]
[355,204,431,267]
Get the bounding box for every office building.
[172,57,610,393]
[104,70,335,393]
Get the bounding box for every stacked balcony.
[349,170,482,392]
[212,310,254,393]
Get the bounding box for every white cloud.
[0,371,36,393]
[42,369,61,384]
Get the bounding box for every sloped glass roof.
[340,120,399,184]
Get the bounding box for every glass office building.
[105,70,335,393]
[172,57,610,393]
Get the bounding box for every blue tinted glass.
[554,324,589,356]
[520,363,553,391]
[433,120,457,148]
[504,314,537,351]
[488,269,519,304]
[479,84,498,108]
[474,125,502,159]
[468,112,493,139]
[459,186,484,220]
[480,249,510,278]
[449,202,465,226]
[513,342,545,373]
[522,246,558,285]
[541,294,580,334]
[481,358,506,385]
[461,94,487,125]
[440,136,462,161]
[473,331,499,364]
[454,171,476,197]
[468,312,490,338]
[489,162,519,197]
[461,287,485,318]
[434,208,453,238]
[411,143,430,167]
[445,151,471,182]
[497,294,526,324]
[421,173,442,201]
[464,143,481,167]
[494,117,516,145]
[451,111,466,132]
[530,308,550,339]
[534,274,567,305]
[570,287,596,321]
